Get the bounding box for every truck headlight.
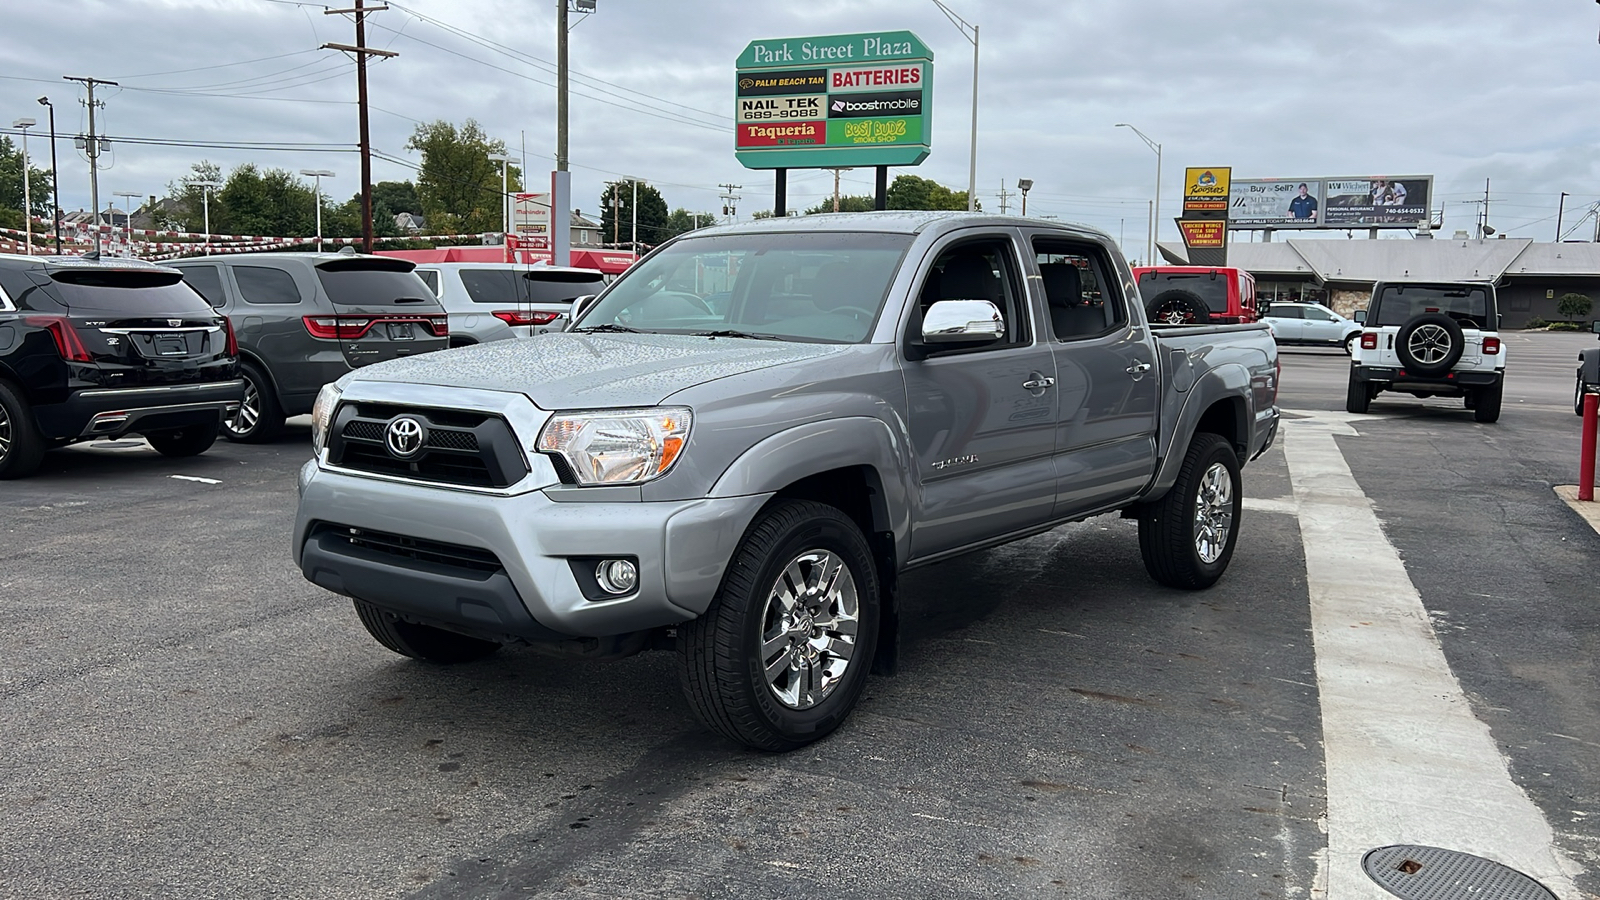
[536,407,692,485]
[311,382,342,454]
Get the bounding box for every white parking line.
[1281,411,1583,898]
[169,475,222,485]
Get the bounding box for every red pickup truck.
[1132,266,1259,325]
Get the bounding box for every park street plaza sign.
[735,31,932,170]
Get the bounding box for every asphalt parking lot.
[2,332,1598,899]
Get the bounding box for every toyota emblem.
[385,416,426,459]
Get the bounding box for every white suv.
[1347,281,1504,423]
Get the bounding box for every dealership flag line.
[1281,411,1583,899]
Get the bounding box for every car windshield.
[459,268,606,305]
[577,231,913,343]
[1373,284,1491,329]
[1139,272,1230,312]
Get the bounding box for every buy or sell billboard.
[1227,176,1432,229]
[735,31,932,170]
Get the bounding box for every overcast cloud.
[4,0,1599,249]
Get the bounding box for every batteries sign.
[735,31,932,170]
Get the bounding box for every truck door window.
[914,239,1030,349]
[1032,241,1125,340]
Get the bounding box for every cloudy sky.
[4,0,1600,253]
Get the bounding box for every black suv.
[0,254,242,478]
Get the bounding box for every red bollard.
[1582,393,1599,502]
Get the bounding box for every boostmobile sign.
[735,31,932,170]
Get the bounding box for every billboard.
[1183,167,1231,212]
[1227,176,1433,230]
[735,32,932,170]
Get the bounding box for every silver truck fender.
[1142,362,1252,502]
[707,415,916,566]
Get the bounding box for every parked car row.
[0,250,608,478]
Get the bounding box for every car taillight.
[423,315,449,337]
[221,317,238,357]
[1360,332,1378,350]
[25,315,94,362]
[492,310,561,326]
[302,316,372,339]
[1482,337,1501,355]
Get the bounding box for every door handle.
[1022,375,1056,391]
[1126,360,1152,377]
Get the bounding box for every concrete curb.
[1553,485,1600,536]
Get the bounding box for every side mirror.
[1353,309,1366,324]
[566,294,598,330]
[921,299,1005,344]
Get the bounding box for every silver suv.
[411,263,608,347]
[173,252,447,442]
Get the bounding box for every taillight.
[492,310,561,326]
[1482,337,1501,355]
[301,316,373,339]
[25,315,94,362]
[423,315,449,337]
[221,317,238,357]
[1360,332,1378,350]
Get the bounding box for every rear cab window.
[1032,238,1126,341]
[315,259,438,307]
[1372,284,1493,330]
[1138,270,1231,314]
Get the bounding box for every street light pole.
[194,180,222,254]
[1017,178,1033,217]
[300,169,335,252]
[1557,191,1570,242]
[36,98,61,253]
[932,1,978,212]
[1116,123,1162,264]
[488,153,512,238]
[12,118,36,255]
[113,190,141,256]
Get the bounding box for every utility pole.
[557,0,569,173]
[996,180,1011,216]
[322,1,396,254]
[63,76,115,256]
[719,183,742,224]
[1557,191,1569,242]
[825,168,853,212]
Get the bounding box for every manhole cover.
[1362,845,1556,900]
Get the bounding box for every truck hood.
[345,331,852,409]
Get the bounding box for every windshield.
[1139,271,1230,313]
[1373,284,1491,329]
[459,268,606,305]
[578,232,913,343]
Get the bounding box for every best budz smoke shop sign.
[735,31,932,169]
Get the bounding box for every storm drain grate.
[1361,845,1556,900]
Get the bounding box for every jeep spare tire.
[1394,312,1464,376]
[1146,290,1212,326]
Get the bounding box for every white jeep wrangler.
[1347,280,1504,423]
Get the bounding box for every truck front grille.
[328,403,527,489]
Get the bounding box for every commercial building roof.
[1160,237,1600,284]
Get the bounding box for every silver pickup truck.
[294,212,1279,751]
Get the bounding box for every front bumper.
[294,463,771,641]
[32,380,245,440]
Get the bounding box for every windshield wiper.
[573,323,643,333]
[692,329,784,340]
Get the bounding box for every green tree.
[407,120,520,236]
[371,181,421,221]
[598,180,670,248]
[886,174,977,211]
[662,207,717,240]
[216,164,319,239]
[1557,292,1592,323]
[0,136,55,233]
[804,194,877,215]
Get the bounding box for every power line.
[108,50,322,81]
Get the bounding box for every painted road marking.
[1282,411,1583,899]
[169,475,222,485]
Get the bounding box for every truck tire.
[1138,433,1241,590]
[352,599,501,663]
[1473,379,1503,424]
[0,380,47,480]
[223,362,286,443]
[1345,375,1372,414]
[1146,290,1211,326]
[144,421,220,457]
[678,499,880,752]
[1394,313,1463,377]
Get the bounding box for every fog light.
[595,559,638,595]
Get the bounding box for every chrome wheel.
[0,401,11,462]
[225,378,261,437]
[760,549,860,710]
[1193,461,1234,565]
[1406,323,1453,365]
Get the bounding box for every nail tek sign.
[735,31,932,170]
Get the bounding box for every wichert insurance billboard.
[735,31,932,170]
[1228,176,1433,230]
